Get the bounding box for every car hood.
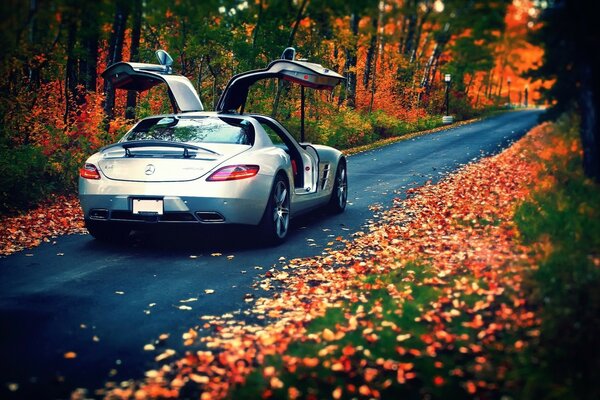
[95,142,249,183]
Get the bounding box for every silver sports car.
[79,50,347,243]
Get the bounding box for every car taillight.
[80,163,101,180]
[207,165,260,181]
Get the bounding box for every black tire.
[259,173,290,244]
[85,220,130,243]
[328,159,347,213]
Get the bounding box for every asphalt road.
[0,110,542,399]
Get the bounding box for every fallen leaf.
[180,298,198,303]
[155,349,175,362]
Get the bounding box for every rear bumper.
[78,173,272,226]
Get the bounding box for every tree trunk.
[464,74,474,95]
[126,0,142,120]
[403,0,417,57]
[205,56,220,110]
[411,5,432,63]
[345,12,359,109]
[369,0,385,112]
[23,0,43,114]
[416,33,431,65]
[78,3,99,98]
[578,63,600,181]
[486,69,494,99]
[287,0,309,47]
[64,14,78,124]
[496,75,504,100]
[271,0,309,117]
[424,23,449,96]
[363,16,378,89]
[250,0,264,68]
[103,2,129,129]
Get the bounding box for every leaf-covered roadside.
[0,195,85,256]
[96,121,577,399]
[513,115,600,399]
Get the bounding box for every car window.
[126,116,254,145]
[261,123,286,147]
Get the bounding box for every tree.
[103,1,129,127]
[529,0,600,181]
[442,0,509,93]
[125,0,142,120]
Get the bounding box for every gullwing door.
[102,50,203,113]
[216,51,344,113]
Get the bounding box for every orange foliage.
[492,1,545,104]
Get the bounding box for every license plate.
[132,199,163,215]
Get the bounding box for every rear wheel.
[85,220,131,243]
[259,174,290,244]
[328,160,347,213]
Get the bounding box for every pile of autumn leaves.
[0,195,85,256]
[100,124,552,399]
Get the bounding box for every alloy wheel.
[272,180,290,239]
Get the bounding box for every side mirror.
[281,47,296,60]
[155,50,173,71]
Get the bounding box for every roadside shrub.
[425,89,481,121]
[0,143,55,214]
[369,109,408,138]
[414,114,444,132]
[282,117,321,144]
[448,91,479,120]
[318,109,377,149]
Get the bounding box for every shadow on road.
[81,208,346,255]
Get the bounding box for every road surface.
[0,110,542,399]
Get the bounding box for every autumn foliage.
[0,0,543,214]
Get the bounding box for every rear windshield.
[126,116,254,145]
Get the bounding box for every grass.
[229,264,508,399]
[512,114,600,400]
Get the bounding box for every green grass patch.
[229,264,514,399]
[512,114,600,400]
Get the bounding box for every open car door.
[216,53,344,113]
[218,50,344,195]
[102,51,203,114]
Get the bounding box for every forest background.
[0,0,543,213]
